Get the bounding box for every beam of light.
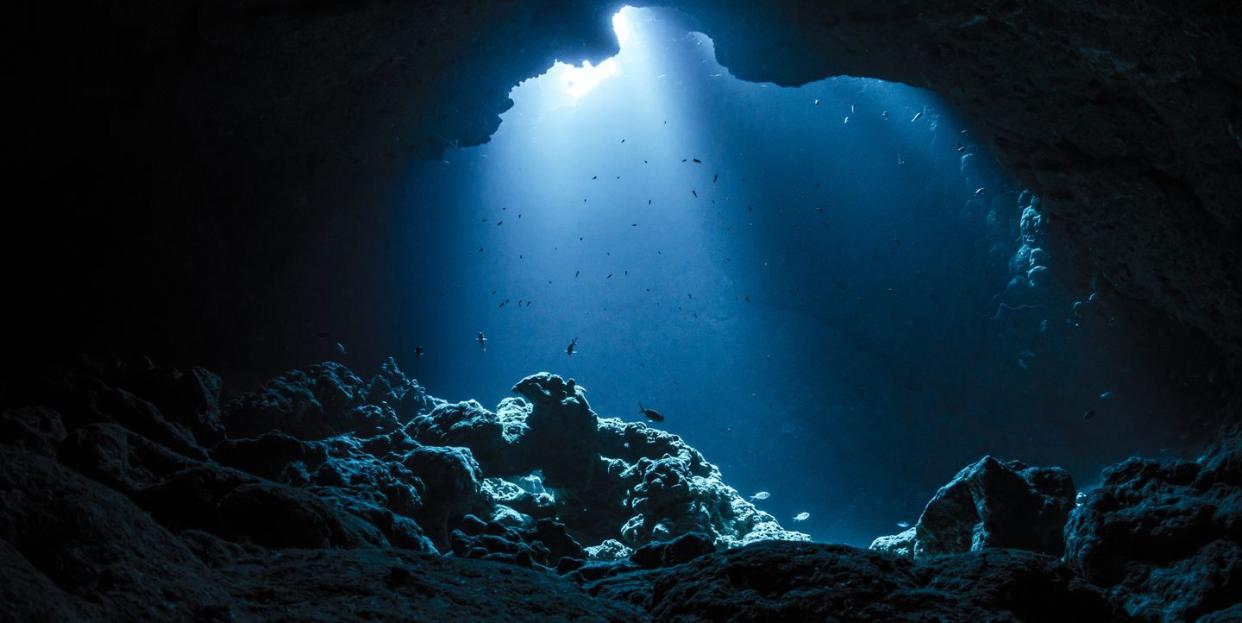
[552,8,635,101]
[560,57,622,100]
[612,9,633,45]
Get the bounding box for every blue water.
[392,7,1207,546]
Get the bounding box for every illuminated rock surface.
[1,357,1238,621]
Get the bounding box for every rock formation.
[2,355,1239,621]
[17,1,1241,391]
[869,440,1242,622]
[0,357,806,620]
[870,455,1076,560]
[1064,431,1242,622]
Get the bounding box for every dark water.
[392,7,1209,546]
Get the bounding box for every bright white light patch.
[560,57,622,100]
[554,9,633,100]
[612,10,633,45]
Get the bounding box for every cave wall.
[669,0,1242,376]
[13,0,1240,392]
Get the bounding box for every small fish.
[911,111,923,123]
[749,491,770,501]
[1083,409,1096,421]
[567,337,578,356]
[414,346,424,358]
[692,158,702,163]
[1099,391,1114,400]
[575,270,580,278]
[638,402,665,423]
[843,116,849,125]
[793,512,810,522]
[814,98,821,106]
[974,187,987,196]
[713,174,718,184]
[882,110,889,120]
[691,190,698,198]
[476,331,488,351]
[335,342,347,356]
[897,521,911,529]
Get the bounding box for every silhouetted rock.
[123,364,227,446]
[590,541,1121,621]
[218,481,383,548]
[3,356,1234,620]
[0,446,232,620]
[0,440,641,621]
[225,361,409,439]
[1064,433,1242,622]
[210,430,308,480]
[871,455,1075,559]
[0,407,66,458]
[365,357,441,422]
[402,444,485,547]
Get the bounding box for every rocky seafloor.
[1,356,1238,622]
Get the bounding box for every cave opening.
[397,6,1212,546]
[9,2,1242,619]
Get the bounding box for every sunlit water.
[397,7,1205,546]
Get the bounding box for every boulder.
[1064,433,1242,622]
[402,445,485,547]
[871,455,1075,559]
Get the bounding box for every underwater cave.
[6,2,1241,621]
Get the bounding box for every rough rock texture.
[0,359,802,620]
[871,455,1077,559]
[17,1,1241,393]
[2,356,1240,620]
[589,541,1122,622]
[1064,432,1242,622]
[223,360,434,440]
[670,0,1242,367]
[409,372,810,550]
